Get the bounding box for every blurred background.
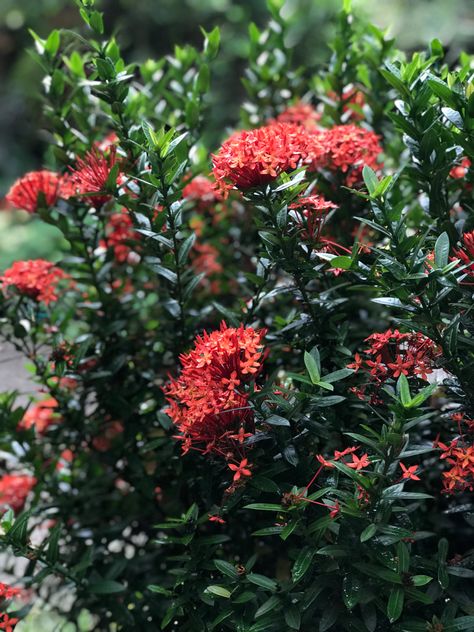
[0,0,473,269]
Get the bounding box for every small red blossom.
[228,458,252,481]
[316,454,334,468]
[18,398,60,434]
[348,453,370,470]
[1,259,69,304]
[0,613,19,632]
[289,194,338,243]
[208,514,226,524]
[452,230,474,280]
[70,148,119,208]
[399,462,420,481]
[329,501,340,519]
[0,474,36,513]
[334,446,359,460]
[449,157,471,180]
[5,170,71,213]
[100,209,139,263]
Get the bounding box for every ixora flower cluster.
[348,329,441,398]
[164,322,266,480]
[212,119,382,194]
[0,260,69,305]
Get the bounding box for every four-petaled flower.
[399,462,420,481]
[348,453,370,470]
[228,458,252,481]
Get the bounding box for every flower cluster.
[18,398,60,434]
[452,230,474,280]
[323,124,382,186]
[434,413,474,494]
[273,101,321,128]
[0,474,36,513]
[316,445,370,470]
[212,121,382,195]
[5,170,71,213]
[1,259,69,305]
[348,329,441,394]
[183,175,223,211]
[212,123,325,194]
[289,194,338,243]
[100,210,139,263]
[70,148,119,208]
[164,322,266,462]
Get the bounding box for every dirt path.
[0,341,36,403]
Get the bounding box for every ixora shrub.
[0,0,473,629]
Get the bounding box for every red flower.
[329,501,340,519]
[334,446,358,460]
[0,474,36,513]
[5,170,67,213]
[272,101,321,128]
[164,322,266,459]
[183,176,223,211]
[100,209,139,263]
[347,453,370,470]
[350,329,440,388]
[399,462,420,481]
[18,398,60,434]
[70,148,119,208]
[322,124,383,186]
[1,259,69,304]
[449,157,471,180]
[208,514,226,524]
[228,458,252,481]
[212,123,325,195]
[452,230,474,279]
[0,583,21,600]
[289,194,338,243]
[0,613,19,632]
[192,243,223,277]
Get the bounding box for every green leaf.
[284,605,301,630]
[304,349,320,384]
[7,510,32,545]
[387,586,404,622]
[396,542,410,573]
[45,522,62,564]
[329,256,353,270]
[88,580,126,594]
[149,585,173,596]
[360,524,377,542]
[362,166,379,195]
[244,503,285,512]
[292,546,315,584]
[444,617,474,631]
[247,573,278,591]
[255,595,281,618]
[434,232,450,268]
[411,575,432,586]
[214,560,239,579]
[45,30,60,56]
[397,373,411,407]
[205,585,231,598]
[264,415,290,427]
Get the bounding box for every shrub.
[0,0,473,630]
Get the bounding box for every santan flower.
[6,170,70,213]
[212,123,325,195]
[0,474,36,513]
[1,259,69,305]
[164,322,266,459]
[70,148,119,208]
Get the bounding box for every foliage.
[0,0,473,630]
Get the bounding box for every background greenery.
[0,0,473,269]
